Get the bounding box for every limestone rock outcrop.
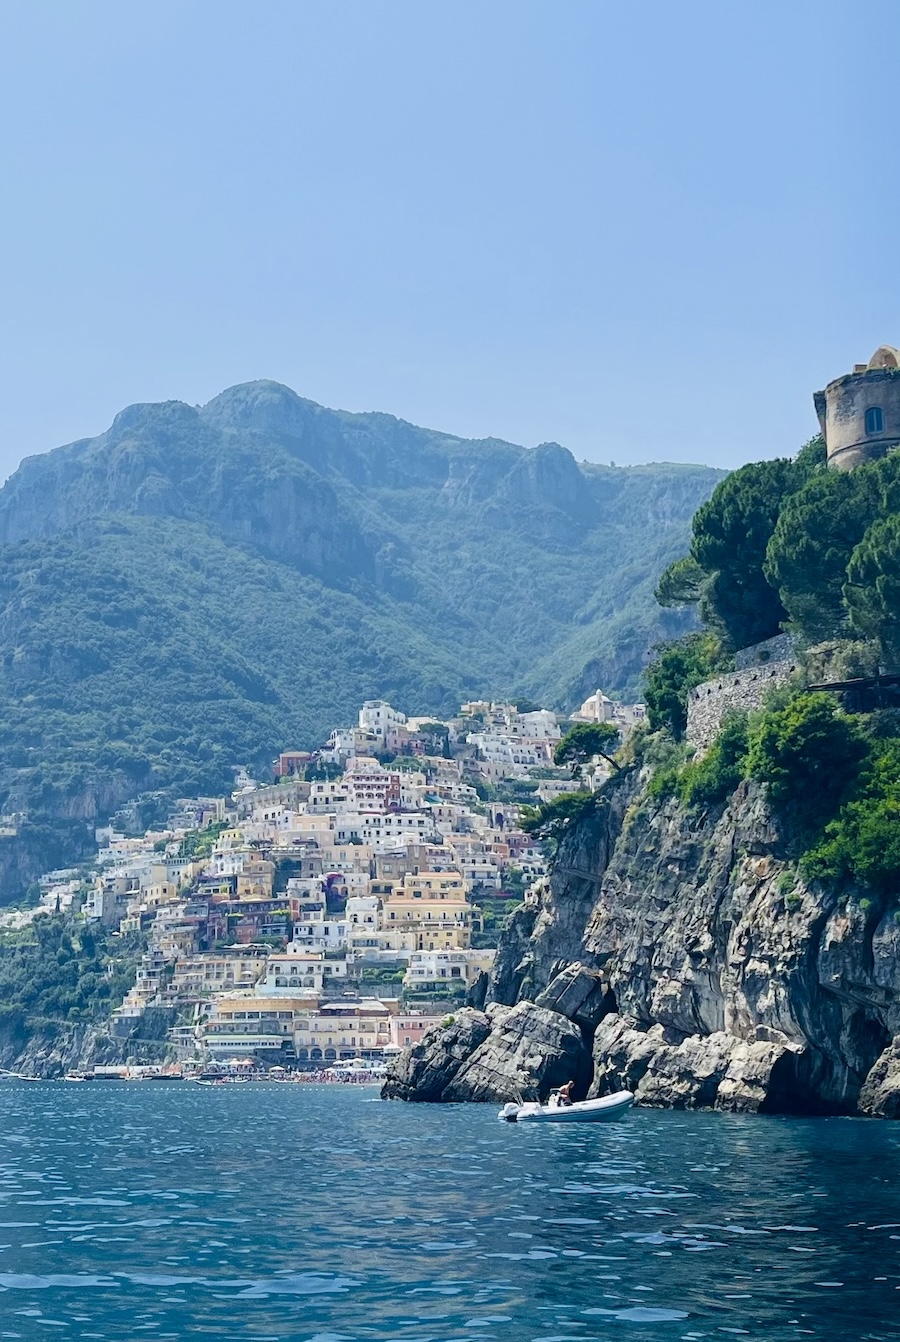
[380,1009,491,1102]
[0,1007,177,1079]
[381,1002,592,1104]
[534,961,614,1032]
[443,1002,592,1103]
[589,1013,810,1113]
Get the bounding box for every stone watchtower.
[815,345,900,470]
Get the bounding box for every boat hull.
[499,1091,634,1123]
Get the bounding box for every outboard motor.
[498,1102,520,1123]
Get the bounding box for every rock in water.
[443,1002,593,1103]
[381,1002,592,1103]
[859,1038,900,1118]
[590,1013,811,1113]
[380,1009,491,1102]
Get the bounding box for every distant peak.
[200,380,322,438]
[203,378,304,407]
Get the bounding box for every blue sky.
[0,1,895,475]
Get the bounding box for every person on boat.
[557,1080,575,1106]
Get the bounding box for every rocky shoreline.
[383,771,900,1118]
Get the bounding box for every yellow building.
[141,859,204,909]
[140,879,179,909]
[293,814,337,842]
[292,999,394,1063]
[214,826,247,849]
[202,992,398,1065]
[236,857,275,900]
[403,947,496,991]
[381,870,478,951]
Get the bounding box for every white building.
[403,948,496,991]
[516,709,560,740]
[467,733,555,769]
[291,919,347,953]
[260,949,325,995]
[334,810,435,852]
[345,894,379,930]
[358,700,407,742]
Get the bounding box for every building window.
[866,406,884,435]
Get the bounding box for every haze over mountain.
[0,380,721,892]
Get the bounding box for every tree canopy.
[689,458,801,649]
[554,721,621,772]
[844,514,900,669]
[764,467,879,640]
[654,438,828,653]
[0,916,141,1034]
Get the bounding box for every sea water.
[0,1083,897,1341]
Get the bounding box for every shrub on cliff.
[643,687,900,900]
[520,790,599,844]
[802,737,900,896]
[677,713,750,808]
[746,692,868,844]
[554,721,621,775]
[643,632,727,738]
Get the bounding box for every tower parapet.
[816,346,900,470]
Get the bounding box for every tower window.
[865,406,884,435]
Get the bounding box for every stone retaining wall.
[734,632,794,672]
[686,658,798,751]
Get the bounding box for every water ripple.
[0,1085,896,1340]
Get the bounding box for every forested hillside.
[0,382,719,719]
[0,380,720,893]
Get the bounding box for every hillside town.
[11,691,642,1075]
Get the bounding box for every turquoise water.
[0,1084,898,1341]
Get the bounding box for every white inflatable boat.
[498,1090,634,1123]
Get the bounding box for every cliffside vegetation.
[641,434,900,902]
[0,915,141,1040]
[522,433,900,906]
[658,432,900,667]
[392,441,900,1118]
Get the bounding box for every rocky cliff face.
[383,770,900,1117]
[0,1008,177,1079]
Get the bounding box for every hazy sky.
[0,1,896,477]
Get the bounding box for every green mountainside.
[0,380,721,893]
